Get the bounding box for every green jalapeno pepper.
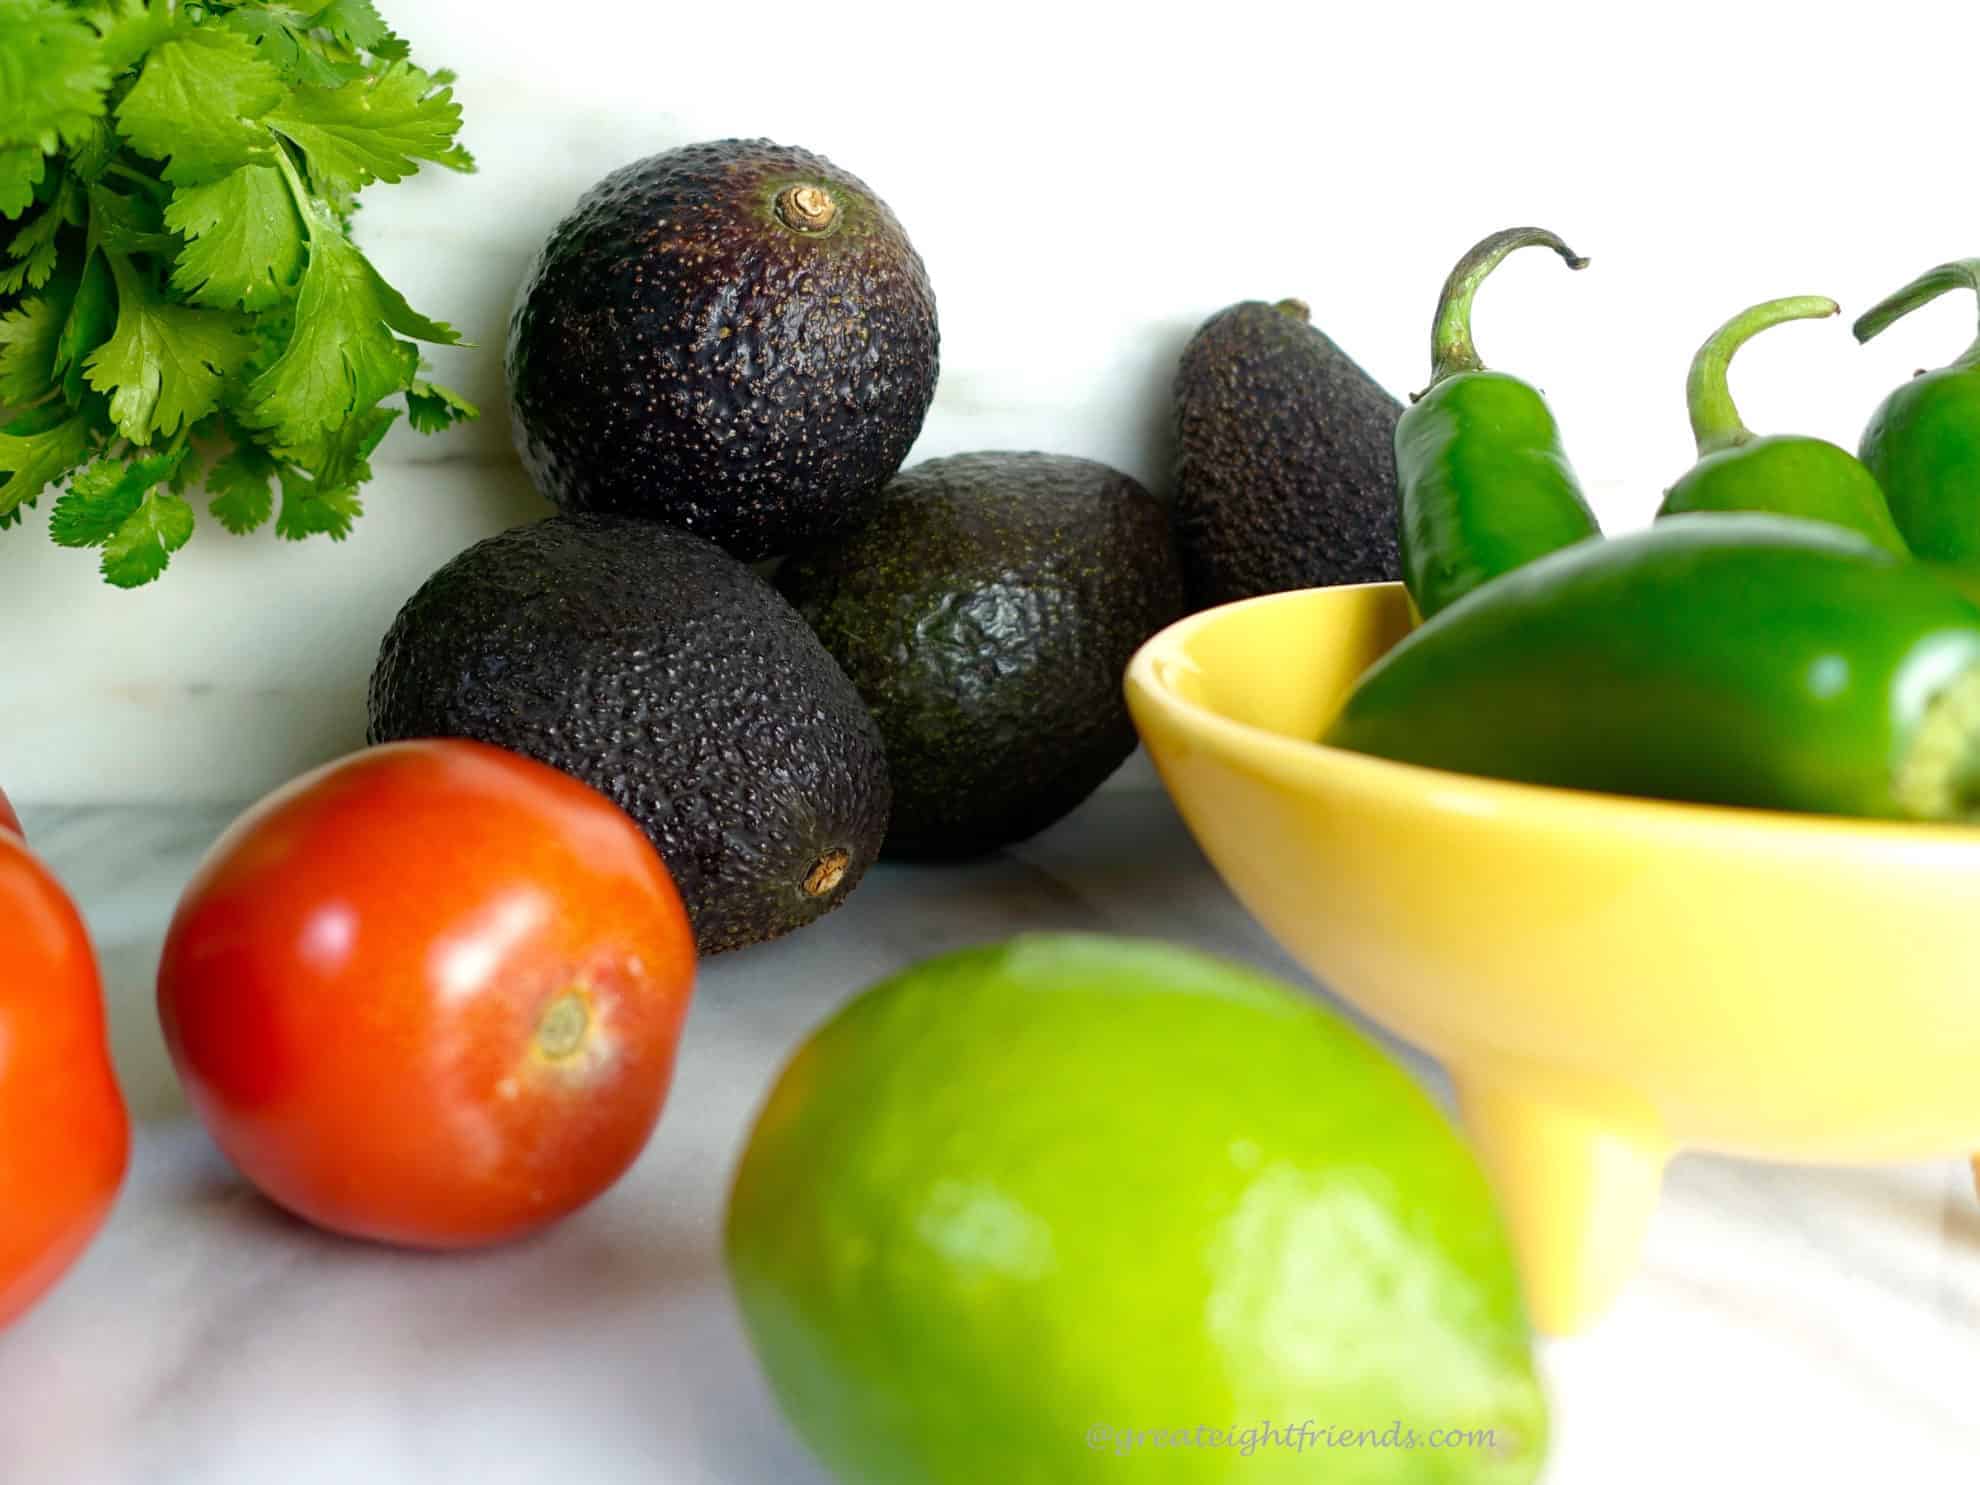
[1396,227,1602,621]
[1854,259,1980,564]
[1323,514,1980,823]
[1657,296,1908,555]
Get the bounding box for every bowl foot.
[1454,1072,1670,1337]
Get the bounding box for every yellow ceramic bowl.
[1126,581,1980,1336]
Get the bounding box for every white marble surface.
[4,0,1977,800]
[4,787,1978,1483]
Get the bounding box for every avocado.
[367,515,892,955]
[1173,299,1404,608]
[505,138,940,562]
[777,452,1186,860]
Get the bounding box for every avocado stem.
[1423,227,1587,395]
[775,184,840,235]
[1686,296,1839,457]
[1853,259,1980,373]
[803,849,850,897]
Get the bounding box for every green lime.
[725,934,1547,1483]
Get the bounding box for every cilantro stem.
[104,163,169,201]
[101,244,138,304]
[268,140,324,241]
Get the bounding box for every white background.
[4,0,1979,800]
[7,11,1980,1485]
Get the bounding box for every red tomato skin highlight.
[157,740,697,1249]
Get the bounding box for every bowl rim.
[1126,581,1980,856]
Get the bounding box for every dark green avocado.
[777,452,1186,860]
[506,138,940,561]
[367,514,892,955]
[1173,299,1404,608]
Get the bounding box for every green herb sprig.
[0,0,476,586]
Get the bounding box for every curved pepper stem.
[1686,296,1839,457]
[1852,259,1980,372]
[1422,227,1587,397]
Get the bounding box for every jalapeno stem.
[1893,659,1980,822]
[1685,296,1840,457]
[1423,227,1587,396]
[1852,259,1980,373]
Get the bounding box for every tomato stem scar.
[535,990,591,1060]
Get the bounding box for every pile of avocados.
[369,138,1401,955]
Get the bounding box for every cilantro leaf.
[1,207,63,296]
[275,465,361,540]
[0,279,69,402]
[60,455,129,501]
[0,408,90,520]
[0,398,75,436]
[168,444,205,493]
[363,247,461,344]
[82,0,179,76]
[404,376,475,432]
[242,209,456,447]
[115,26,283,184]
[48,445,187,546]
[47,456,132,544]
[85,253,255,442]
[314,0,402,55]
[164,165,305,310]
[101,487,194,585]
[268,63,472,199]
[85,182,176,256]
[4,0,477,581]
[277,401,397,489]
[0,148,48,222]
[205,438,278,533]
[223,6,366,88]
[63,118,120,186]
[240,301,294,382]
[1,176,85,294]
[0,2,111,156]
[54,247,116,403]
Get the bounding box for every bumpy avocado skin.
[367,515,892,956]
[778,452,1186,860]
[1173,300,1404,608]
[506,138,940,561]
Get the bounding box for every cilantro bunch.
[0,0,476,586]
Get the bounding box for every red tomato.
[156,741,697,1249]
[1,833,129,1330]
[0,786,21,837]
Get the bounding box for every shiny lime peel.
[726,933,1549,1484]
